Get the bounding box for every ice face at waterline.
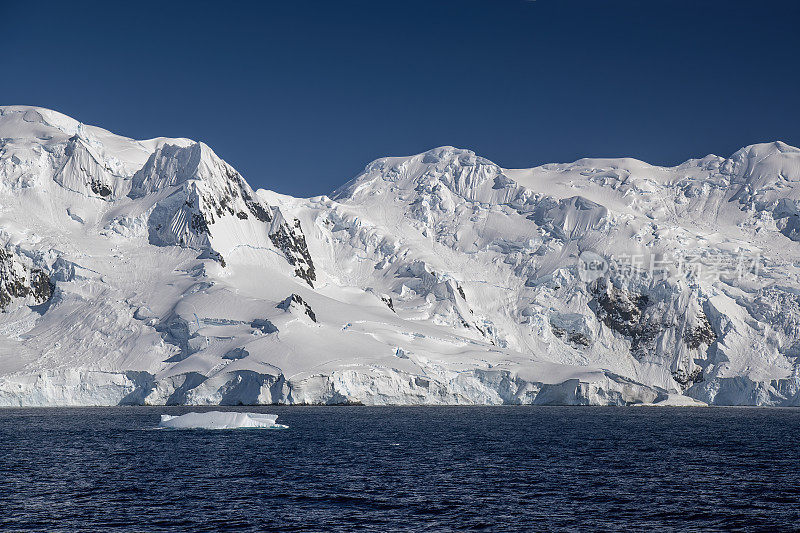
[0,105,799,406]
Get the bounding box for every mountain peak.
[332,145,504,204]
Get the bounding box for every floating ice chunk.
[159,411,287,429]
[632,394,708,407]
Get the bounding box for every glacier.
[0,105,798,406]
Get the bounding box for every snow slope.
[0,105,798,406]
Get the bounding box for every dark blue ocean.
[1,406,799,531]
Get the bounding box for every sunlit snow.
[0,105,799,406]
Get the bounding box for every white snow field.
[159,412,286,429]
[0,105,799,406]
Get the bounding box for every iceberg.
[159,411,287,429]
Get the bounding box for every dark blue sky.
[2,0,798,196]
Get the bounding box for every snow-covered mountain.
[1,105,798,406]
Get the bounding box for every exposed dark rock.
[684,313,717,349]
[207,169,315,283]
[567,332,591,346]
[381,296,395,312]
[589,278,659,354]
[0,249,54,311]
[474,324,496,345]
[226,168,272,223]
[550,323,590,347]
[246,200,272,223]
[30,269,53,302]
[251,318,278,334]
[90,179,112,197]
[200,249,226,268]
[269,218,316,287]
[457,285,467,301]
[673,366,704,390]
[57,135,117,200]
[191,168,248,224]
[190,213,209,234]
[277,293,317,322]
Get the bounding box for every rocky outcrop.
[268,214,316,287]
[589,278,659,354]
[277,293,317,322]
[684,313,716,349]
[0,249,53,310]
[132,142,317,280]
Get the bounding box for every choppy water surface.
[1,406,799,531]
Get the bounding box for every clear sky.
[2,0,798,197]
